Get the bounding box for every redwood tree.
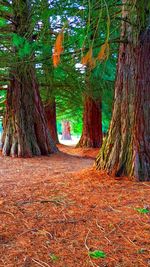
[77,0,103,149]
[2,0,58,157]
[61,121,71,140]
[44,99,59,144]
[40,0,59,145]
[96,0,150,181]
[77,94,102,148]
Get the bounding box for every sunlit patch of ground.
[58,134,80,146]
[0,145,149,267]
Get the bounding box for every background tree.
[77,0,119,148]
[37,0,59,144]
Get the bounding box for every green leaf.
[49,253,59,262]
[18,41,32,58]
[0,18,7,27]
[12,34,24,47]
[135,208,150,214]
[137,248,147,254]
[89,250,106,259]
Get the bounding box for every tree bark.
[77,0,103,149]
[44,99,59,144]
[77,95,102,148]
[61,121,71,140]
[2,68,58,157]
[2,0,58,157]
[96,0,150,181]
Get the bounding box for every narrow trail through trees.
[0,145,95,190]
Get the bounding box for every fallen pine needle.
[32,258,51,267]
[84,230,99,267]
[0,210,15,218]
[109,205,122,212]
[84,229,90,251]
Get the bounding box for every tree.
[77,0,118,148]
[96,0,150,181]
[1,0,57,157]
[61,120,71,140]
[77,1,102,148]
[44,99,59,144]
[37,0,116,144]
[39,0,59,144]
[77,94,102,147]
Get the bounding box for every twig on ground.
[143,183,150,187]
[116,224,138,247]
[84,230,99,267]
[32,258,51,267]
[22,256,31,267]
[19,228,37,236]
[16,196,74,206]
[109,205,122,212]
[0,210,15,218]
[84,229,91,251]
[95,220,105,232]
[48,217,87,224]
[96,220,112,244]
[16,199,63,205]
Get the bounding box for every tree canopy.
[0,0,123,134]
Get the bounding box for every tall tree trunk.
[2,0,58,157]
[42,0,58,145]
[77,95,102,148]
[77,0,103,149]
[2,68,57,157]
[61,121,71,140]
[96,0,150,181]
[44,99,59,144]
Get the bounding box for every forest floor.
[0,144,150,267]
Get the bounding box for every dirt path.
[0,145,149,267]
[0,145,95,192]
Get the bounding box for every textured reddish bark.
[133,29,150,180]
[96,0,150,181]
[61,121,71,140]
[2,70,58,157]
[77,95,102,148]
[2,0,58,157]
[44,99,59,144]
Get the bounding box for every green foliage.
[89,250,106,259]
[136,0,150,29]
[0,3,12,13]
[12,34,25,47]
[18,41,32,58]
[71,118,83,135]
[0,0,122,137]
[0,90,6,118]
[0,18,7,27]
[137,248,147,254]
[49,253,59,262]
[135,208,150,214]
[12,34,32,58]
